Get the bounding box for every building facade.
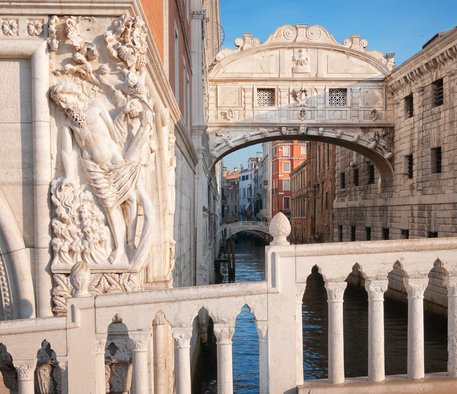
[221,167,240,223]
[334,27,457,242]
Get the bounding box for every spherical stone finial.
[269,212,291,246]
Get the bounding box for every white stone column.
[296,285,306,385]
[172,327,192,394]
[95,335,107,394]
[448,275,457,377]
[325,280,347,384]
[365,278,388,382]
[404,276,428,380]
[131,332,150,394]
[214,323,235,394]
[256,321,268,394]
[56,360,68,394]
[154,313,168,394]
[15,361,35,394]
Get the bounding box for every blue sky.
[219,0,457,171]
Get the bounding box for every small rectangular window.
[353,167,359,187]
[338,225,343,242]
[282,146,290,157]
[329,88,347,107]
[282,179,290,191]
[282,161,291,172]
[427,231,438,238]
[401,229,410,239]
[382,228,390,240]
[366,227,371,241]
[432,78,444,107]
[340,172,346,189]
[351,226,356,241]
[284,196,290,210]
[404,93,414,118]
[300,145,307,155]
[405,154,413,178]
[367,162,375,185]
[431,147,442,174]
[257,88,276,107]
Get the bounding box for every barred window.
[353,167,359,187]
[404,93,414,118]
[405,154,413,178]
[431,147,442,174]
[328,88,347,107]
[257,88,275,107]
[432,78,444,107]
[367,162,375,184]
[340,172,346,189]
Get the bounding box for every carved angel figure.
[50,78,155,267]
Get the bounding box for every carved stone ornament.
[269,212,291,246]
[27,19,44,36]
[172,328,192,348]
[403,277,429,299]
[1,19,18,36]
[131,333,149,352]
[49,14,175,286]
[325,281,347,302]
[70,260,91,297]
[365,279,388,302]
[14,363,34,380]
[292,49,310,73]
[213,324,235,345]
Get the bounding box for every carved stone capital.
[403,276,429,299]
[172,327,192,349]
[325,281,347,303]
[14,362,35,381]
[131,333,149,352]
[256,321,268,342]
[213,324,235,345]
[95,335,107,354]
[365,279,388,302]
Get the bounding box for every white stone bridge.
[220,220,270,239]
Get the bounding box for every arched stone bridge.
[220,221,270,238]
[207,24,396,181]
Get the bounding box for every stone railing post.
[14,360,35,394]
[325,280,347,384]
[448,275,457,377]
[131,332,150,394]
[214,323,236,394]
[256,320,268,394]
[172,327,192,394]
[95,335,107,394]
[404,276,428,380]
[365,278,388,382]
[296,285,306,385]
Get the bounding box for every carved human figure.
[50,79,155,267]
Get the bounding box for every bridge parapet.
[1,214,457,393]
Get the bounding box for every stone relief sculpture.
[49,15,175,309]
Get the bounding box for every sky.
[218,0,457,171]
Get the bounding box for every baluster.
[365,278,388,381]
[172,327,192,394]
[256,320,268,394]
[131,332,150,394]
[95,335,107,394]
[214,323,235,394]
[14,360,35,394]
[325,280,347,384]
[404,276,428,379]
[447,275,457,377]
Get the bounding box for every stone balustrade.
[1,215,457,393]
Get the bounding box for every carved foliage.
[325,281,347,302]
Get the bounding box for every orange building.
[271,140,307,217]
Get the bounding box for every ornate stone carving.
[70,260,91,297]
[213,324,235,345]
[35,340,58,393]
[365,279,388,302]
[172,328,192,348]
[1,19,18,36]
[131,333,149,352]
[15,363,34,381]
[325,281,347,302]
[292,49,310,73]
[403,277,429,299]
[27,19,44,36]
[50,14,173,281]
[269,212,291,246]
[0,255,12,320]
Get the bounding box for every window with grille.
[367,162,375,184]
[328,88,347,107]
[404,93,414,118]
[431,147,442,174]
[432,78,444,107]
[340,172,346,189]
[257,88,276,107]
[405,154,413,178]
[353,167,359,187]
[366,227,371,241]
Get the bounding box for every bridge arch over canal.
[220,221,270,238]
[207,24,396,181]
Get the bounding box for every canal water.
[197,235,448,393]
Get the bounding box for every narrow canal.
[197,235,448,393]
